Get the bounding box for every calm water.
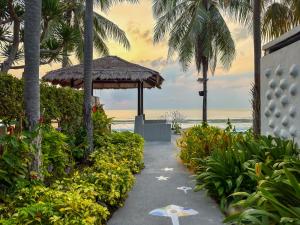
[105,109,252,132]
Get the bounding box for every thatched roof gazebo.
[43,56,164,116]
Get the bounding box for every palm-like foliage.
[57,0,132,65]
[222,0,300,40]
[0,0,133,71]
[153,0,236,122]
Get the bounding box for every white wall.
[261,40,300,144]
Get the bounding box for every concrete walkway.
[108,137,224,225]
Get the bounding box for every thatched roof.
[43,56,164,89]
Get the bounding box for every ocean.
[105,109,252,132]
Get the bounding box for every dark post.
[141,81,144,116]
[70,79,74,88]
[137,82,141,115]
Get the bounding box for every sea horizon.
[105,108,253,132]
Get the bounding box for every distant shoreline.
[112,118,252,123]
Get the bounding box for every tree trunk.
[253,0,261,135]
[62,47,69,68]
[1,19,20,73]
[62,10,72,68]
[23,0,42,178]
[84,0,94,156]
[202,57,208,123]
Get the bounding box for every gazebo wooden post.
[137,82,141,116]
[141,81,144,117]
[70,79,74,88]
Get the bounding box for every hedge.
[0,73,83,135]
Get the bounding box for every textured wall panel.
[261,40,300,144]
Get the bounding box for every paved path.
[108,138,224,225]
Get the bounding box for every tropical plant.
[41,126,74,182]
[0,130,144,224]
[222,0,300,134]
[191,126,300,213]
[252,0,261,135]
[0,131,33,188]
[153,0,236,123]
[177,123,244,170]
[83,0,94,156]
[0,74,85,135]
[0,0,131,72]
[23,0,43,179]
[224,159,300,224]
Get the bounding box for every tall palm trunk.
[1,19,20,73]
[253,0,261,135]
[202,57,208,123]
[62,10,72,68]
[84,0,94,155]
[23,0,42,177]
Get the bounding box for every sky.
[11,0,258,111]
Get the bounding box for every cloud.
[233,27,250,41]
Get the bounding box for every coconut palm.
[153,0,236,123]
[59,0,131,67]
[0,0,131,71]
[82,0,136,154]
[23,0,42,177]
[83,0,94,155]
[253,0,261,135]
[223,0,300,135]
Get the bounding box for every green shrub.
[196,135,299,212]
[0,74,23,127]
[0,132,33,188]
[0,181,109,225]
[94,132,144,174]
[177,123,244,170]
[0,74,84,135]
[224,159,300,224]
[0,130,144,224]
[196,148,257,211]
[41,126,74,181]
[81,156,135,207]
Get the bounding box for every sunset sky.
[11,0,258,111]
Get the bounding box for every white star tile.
[162,167,174,172]
[177,186,192,194]
[156,176,169,181]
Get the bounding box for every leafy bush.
[0,74,84,135]
[41,126,74,181]
[0,74,23,127]
[0,132,33,188]
[196,134,299,212]
[94,132,144,174]
[0,181,109,225]
[81,156,135,208]
[178,123,300,224]
[196,148,257,211]
[224,159,300,224]
[0,129,144,224]
[177,122,245,170]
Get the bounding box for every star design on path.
[162,167,174,172]
[177,186,192,194]
[156,176,169,181]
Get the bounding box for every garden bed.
[177,123,300,224]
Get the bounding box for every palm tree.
[59,0,131,67]
[82,0,137,154]
[224,0,300,135]
[153,0,235,123]
[253,0,261,135]
[23,0,42,177]
[83,0,94,155]
[0,0,131,71]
